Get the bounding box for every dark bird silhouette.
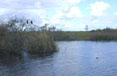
[31,20,33,24]
[96,57,99,59]
[26,20,29,24]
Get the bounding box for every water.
[0,41,117,76]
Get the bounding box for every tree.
[85,25,88,31]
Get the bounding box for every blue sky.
[0,0,117,31]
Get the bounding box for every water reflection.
[0,53,56,76]
[0,41,117,76]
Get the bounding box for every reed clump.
[0,17,57,57]
[26,31,57,55]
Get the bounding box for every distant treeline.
[0,17,57,57]
[51,28,117,41]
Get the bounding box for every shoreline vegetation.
[52,28,117,41]
[0,17,57,57]
[0,17,117,57]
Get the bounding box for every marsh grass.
[52,30,117,41]
[26,31,57,55]
[0,18,57,57]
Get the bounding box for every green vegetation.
[52,28,117,41]
[0,17,57,57]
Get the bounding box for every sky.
[0,0,117,31]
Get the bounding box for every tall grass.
[0,18,57,57]
[51,29,117,41]
[25,31,57,55]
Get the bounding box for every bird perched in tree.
[31,20,33,24]
[96,57,99,59]
[26,20,29,24]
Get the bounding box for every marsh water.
[0,41,117,76]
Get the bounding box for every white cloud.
[90,2,110,16]
[35,1,41,8]
[0,0,83,24]
[92,19,98,24]
[66,6,83,18]
[0,0,33,9]
[64,23,73,28]
[3,0,116,31]
[114,12,117,16]
[32,0,82,10]
[48,6,83,27]
[50,11,64,24]
[54,11,64,19]
[68,0,81,4]
[0,8,10,15]
[25,9,46,17]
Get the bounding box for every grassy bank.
[0,18,57,57]
[52,30,117,41]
